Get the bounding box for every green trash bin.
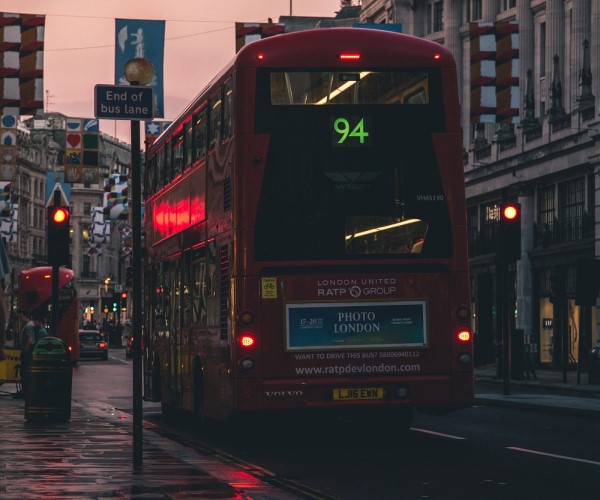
[24,336,73,422]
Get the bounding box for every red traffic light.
[51,207,69,224]
[501,203,519,221]
[120,292,128,299]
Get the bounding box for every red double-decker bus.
[143,28,472,428]
[18,267,80,363]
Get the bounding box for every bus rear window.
[270,71,429,105]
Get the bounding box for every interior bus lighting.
[345,218,422,241]
[339,53,361,60]
[239,334,256,348]
[457,330,471,342]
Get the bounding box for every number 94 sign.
[331,116,372,147]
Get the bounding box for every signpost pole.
[96,58,154,468]
[130,117,143,467]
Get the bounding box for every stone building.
[356,0,600,371]
[7,113,131,327]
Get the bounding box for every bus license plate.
[333,388,384,401]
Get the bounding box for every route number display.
[331,116,372,147]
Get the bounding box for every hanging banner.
[115,19,165,118]
[0,12,45,116]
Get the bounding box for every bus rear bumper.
[234,373,473,413]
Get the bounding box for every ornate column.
[571,0,591,106]
[517,0,534,121]
[545,0,564,111]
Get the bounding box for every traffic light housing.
[47,205,71,266]
[498,202,521,262]
[120,291,128,311]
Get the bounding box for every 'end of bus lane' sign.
[94,84,154,120]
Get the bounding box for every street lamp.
[124,56,154,468]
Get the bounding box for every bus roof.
[18,267,75,312]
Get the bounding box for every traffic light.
[498,202,521,262]
[47,205,70,266]
[112,292,121,312]
[120,291,128,311]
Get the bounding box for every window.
[193,105,208,162]
[540,22,546,77]
[433,1,444,32]
[209,89,222,151]
[172,129,184,177]
[83,202,91,216]
[558,178,584,241]
[270,71,429,105]
[223,79,233,140]
[185,119,193,169]
[502,0,516,10]
[191,255,207,325]
[469,0,482,21]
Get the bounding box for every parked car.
[79,330,108,360]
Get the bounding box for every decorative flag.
[0,181,11,215]
[235,22,285,53]
[470,21,519,124]
[0,13,45,116]
[0,115,18,181]
[103,173,129,220]
[145,120,171,145]
[121,224,132,257]
[86,207,108,255]
[0,203,17,243]
[115,19,165,118]
[63,117,100,183]
[45,172,71,205]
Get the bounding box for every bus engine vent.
[223,177,231,212]
[220,244,230,340]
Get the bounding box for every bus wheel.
[193,359,205,424]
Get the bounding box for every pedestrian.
[13,310,36,399]
[0,281,7,362]
[523,342,537,380]
[0,238,10,361]
[33,315,48,342]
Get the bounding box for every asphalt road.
[78,350,600,500]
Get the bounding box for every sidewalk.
[474,365,600,417]
[0,387,302,499]
[1,368,599,498]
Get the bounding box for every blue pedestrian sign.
[94,84,154,120]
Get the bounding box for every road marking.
[507,447,600,466]
[411,427,466,440]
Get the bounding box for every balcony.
[534,215,594,247]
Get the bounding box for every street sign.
[94,84,154,120]
[115,284,123,292]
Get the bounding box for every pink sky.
[3,0,342,143]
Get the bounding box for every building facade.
[356,0,600,371]
[7,113,131,329]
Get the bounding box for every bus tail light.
[456,329,471,343]
[339,52,361,60]
[239,333,256,348]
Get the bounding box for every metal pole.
[131,118,143,467]
[50,190,61,336]
[499,258,511,396]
